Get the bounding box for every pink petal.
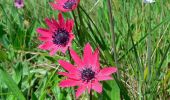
[87,82,92,93]
[38,42,53,50]
[50,3,68,12]
[76,85,86,99]
[52,18,59,28]
[57,0,68,4]
[66,19,74,32]
[49,47,59,56]
[59,79,80,87]
[60,46,68,54]
[92,81,102,93]
[49,0,79,12]
[58,13,65,27]
[45,18,56,29]
[97,75,113,81]
[91,48,100,71]
[58,60,78,73]
[38,36,51,41]
[83,43,93,65]
[58,72,79,80]
[69,48,83,67]
[36,28,51,37]
[98,67,117,76]
[67,33,74,47]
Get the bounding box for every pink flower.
[58,43,117,98]
[50,0,80,12]
[36,13,74,56]
[14,0,24,9]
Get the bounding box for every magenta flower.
[36,13,74,56]
[50,0,80,12]
[14,0,24,8]
[58,43,117,98]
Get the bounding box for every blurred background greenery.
[0,0,170,100]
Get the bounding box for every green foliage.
[0,0,170,100]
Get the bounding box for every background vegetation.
[0,0,170,100]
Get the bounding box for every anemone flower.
[143,0,155,3]
[36,13,74,56]
[58,43,117,98]
[50,0,80,12]
[14,0,24,8]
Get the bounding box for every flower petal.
[66,19,74,32]
[58,72,79,80]
[50,0,80,12]
[45,18,56,29]
[91,48,100,71]
[58,60,78,73]
[38,42,53,50]
[98,67,117,76]
[36,28,51,37]
[38,36,51,41]
[58,13,65,27]
[83,43,93,65]
[51,18,59,28]
[60,46,68,54]
[76,85,86,99]
[92,81,102,93]
[69,48,83,67]
[59,79,80,87]
[97,75,113,81]
[49,46,59,56]
[50,3,68,12]
[67,33,74,47]
[87,82,92,93]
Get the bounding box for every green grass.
[0,0,170,100]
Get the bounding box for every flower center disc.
[63,0,76,9]
[52,28,69,46]
[81,68,95,82]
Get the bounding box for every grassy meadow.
[0,0,170,100]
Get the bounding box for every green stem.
[147,4,152,81]
[107,0,120,78]
[90,90,92,100]
[72,11,80,35]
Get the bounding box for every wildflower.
[50,0,80,12]
[58,43,117,98]
[143,0,155,3]
[36,13,74,56]
[14,0,24,8]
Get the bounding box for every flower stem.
[147,4,152,81]
[107,0,120,78]
[90,90,92,100]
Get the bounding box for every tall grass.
[0,0,170,99]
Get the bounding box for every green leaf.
[101,80,120,100]
[13,62,23,85]
[0,50,8,62]
[0,67,26,100]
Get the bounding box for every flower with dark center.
[81,67,95,83]
[14,0,24,8]
[50,0,80,12]
[52,29,69,46]
[63,0,76,9]
[58,43,117,98]
[36,13,74,56]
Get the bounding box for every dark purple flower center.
[63,0,76,9]
[81,67,95,82]
[15,0,22,5]
[52,28,69,46]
